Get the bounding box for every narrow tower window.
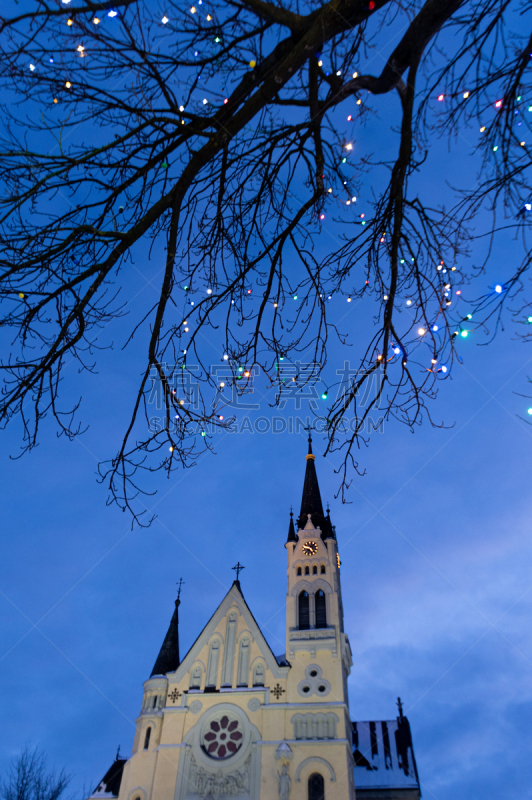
[315,589,327,628]
[308,772,325,800]
[299,591,310,630]
[312,565,318,574]
[152,695,158,708]
[297,567,302,576]
[305,566,310,575]
[144,727,151,750]
[321,565,326,574]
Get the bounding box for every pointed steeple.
[287,508,297,542]
[297,432,334,538]
[150,588,181,677]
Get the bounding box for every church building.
[87,440,421,800]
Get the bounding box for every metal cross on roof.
[232,562,245,581]
[176,577,185,600]
[397,697,404,718]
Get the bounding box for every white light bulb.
[223,354,229,360]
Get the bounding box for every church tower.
[284,433,355,798]
[86,441,421,800]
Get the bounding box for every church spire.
[297,431,333,537]
[150,583,182,677]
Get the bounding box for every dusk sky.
[1,5,532,799]
[2,259,532,800]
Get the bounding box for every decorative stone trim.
[291,712,339,740]
[128,787,147,800]
[294,757,336,782]
[297,664,331,698]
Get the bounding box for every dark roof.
[296,437,334,539]
[352,716,420,791]
[93,759,126,797]
[151,598,180,677]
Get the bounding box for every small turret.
[150,583,182,677]
[287,509,297,542]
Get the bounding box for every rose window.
[201,715,243,759]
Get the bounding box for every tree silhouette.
[1,746,71,800]
[0,0,530,522]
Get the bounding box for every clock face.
[302,541,318,555]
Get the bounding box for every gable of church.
[169,583,288,693]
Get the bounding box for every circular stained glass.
[201,714,243,759]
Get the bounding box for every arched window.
[144,727,151,750]
[299,591,310,630]
[253,662,265,686]
[237,635,251,686]
[305,566,310,575]
[315,590,327,628]
[222,611,238,686]
[308,772,325,800]
[297,567,302,576]
[152,695,158,708]
[313,565,318,575]
[320,565,326,574]
[206,637,221,687]
[190,665,202,689]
